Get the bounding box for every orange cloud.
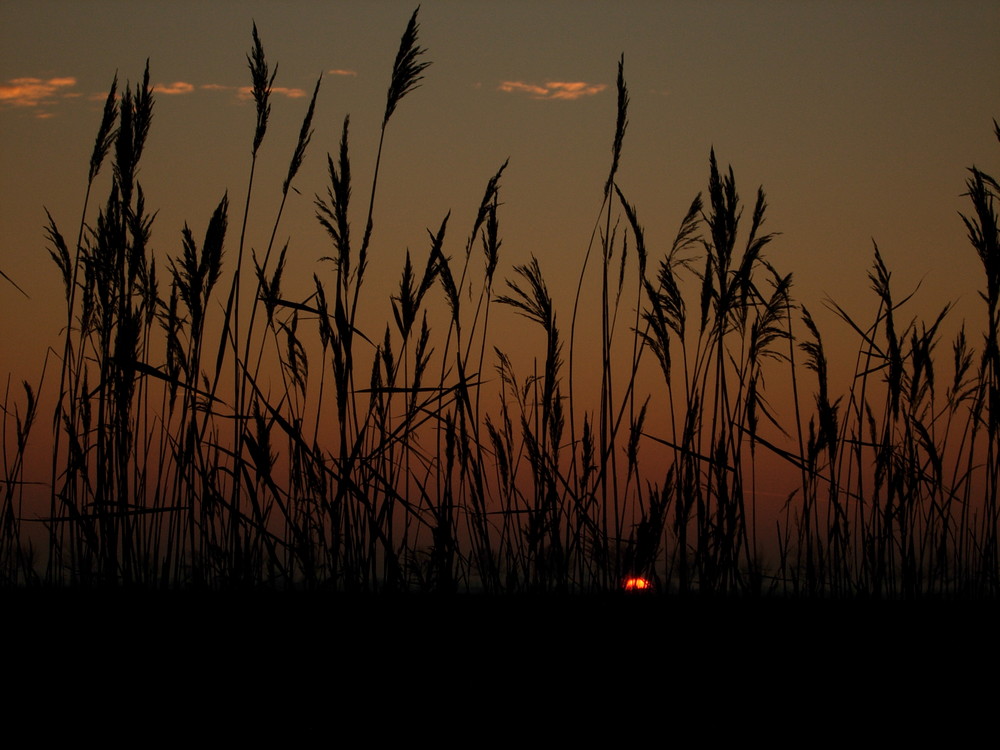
[545,81,607,99]
[498,80,606,101]
[235,85,307,100]
[0,76,78,108]
[197,83,309,100]
[156,81,195,95]
[498,81,549,97]
[327,69,357,77]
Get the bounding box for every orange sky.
[3,1,997,383]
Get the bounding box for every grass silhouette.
[2,8,998,599]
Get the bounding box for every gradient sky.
[2,0,998,447]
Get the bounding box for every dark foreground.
[6,589,998,733]
[7,588,998,662]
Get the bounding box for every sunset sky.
[2,0,998,440]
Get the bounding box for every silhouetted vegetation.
[2,8,997,597]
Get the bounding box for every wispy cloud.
[0,76,78,109]
[234,85,307,100]
[271,86,308,99]
[327,69,358,77]
[1,73,315,118]
[156,81,196,95]
[498,80,607,101]
[499,81,548,98]
[197,83,308,100]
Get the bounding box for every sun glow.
[623,577,652,591]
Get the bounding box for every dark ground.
[4,589,996,736]
[7,588,997,667]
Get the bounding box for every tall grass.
[2,9,997,596]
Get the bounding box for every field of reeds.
[2,9,998,599]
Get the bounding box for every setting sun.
[623,577,653,591]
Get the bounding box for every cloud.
[196,83,309,100]
[498,80,607,101]
[499,81,549,97]
[272,86,308,98]
[327,69,357,77]
[546,81,608,100]
[235,84,307,100]
[156,81,196,95]
[0,76,78,108]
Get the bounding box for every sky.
[1,0,998,510]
